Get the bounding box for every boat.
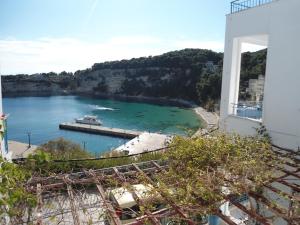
[75,115,102,126]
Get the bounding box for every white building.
[220,0,300,150]
[246,75,265,102]
[205,61,218,73]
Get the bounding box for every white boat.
[75,115,102,126]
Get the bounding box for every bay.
[3,96,202,154]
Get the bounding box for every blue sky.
[0,0,230,74]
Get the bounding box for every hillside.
[2,48,266,110]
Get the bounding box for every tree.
[93,78,108,92]
[196,72,222,108]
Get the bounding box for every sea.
[3,96,202,154]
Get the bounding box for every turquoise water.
[3,96,201,154]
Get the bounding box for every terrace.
[231,0,274,13]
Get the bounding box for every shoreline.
[4,92,217,130]
[3,92,195,107]
[192,107,219,136]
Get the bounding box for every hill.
[2,48,266,110]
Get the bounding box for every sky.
[0,0,232,75]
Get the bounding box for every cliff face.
[2,49,223,103]
[3,73,76,95]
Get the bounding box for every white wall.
[220,0,300,150]
[0,75,2,115]
[0,75,9,160]
[0,75,6,159]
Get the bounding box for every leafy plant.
[0,157,36,224]
[140,134,279,217]
[255,123,271,143]
[23,138,164,174]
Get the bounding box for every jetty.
[59,122,142,138]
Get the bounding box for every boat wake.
[89,105,115,111]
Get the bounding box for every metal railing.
[232,101,263,120]
[231,0,274,13]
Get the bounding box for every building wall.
[0,75,9,160]
[220,0,300,150]
[0,76,3,114]
[247,75,265,101]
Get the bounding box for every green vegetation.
[112,49,224,108]
[3,48,267,111]
[239,48,267,99]
[91,49,222,70]
[89,48,265,109]
[23,138,164,175]
[93,77,108,92]
[241,49,267,83]
[196,72,222,111]
[1,133,280,222]
[139,134,279,217]
[0,157,36,224]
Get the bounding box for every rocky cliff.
[2,49,224,104]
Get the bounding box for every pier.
[59,122,142,138]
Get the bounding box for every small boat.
[75,115,102,126]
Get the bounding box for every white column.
[0,75,3,115]
[220,36,242,125]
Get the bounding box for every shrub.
[0,157,36,224]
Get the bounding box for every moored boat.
[75,115,102,126]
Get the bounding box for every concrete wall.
[220,0,300,150]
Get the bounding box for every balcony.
[231,0,274,13]
[232,101,262,120]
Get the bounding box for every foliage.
[196,72,222,109]
[0,157,36,224]
[203,99,216,112]
[255,123,272,143]
[240,49,267,82]
[93,77,108,92]
[239,49,267,98]
[38,138,92,159]
[141,134,279,216]
[7,134,284,223]
[23,138,164,175]
[23,138,91,175]
[25,150,52,174]
[92,49,223,70]
[3,48,267,112]
[121,78,146,95]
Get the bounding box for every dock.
[59,122,142,139]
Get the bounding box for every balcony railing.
[232,101,263,120]
[231,0,274,13]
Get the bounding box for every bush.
[143,134,279,217]
[0,157,36,224]
[24,138,164,175]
